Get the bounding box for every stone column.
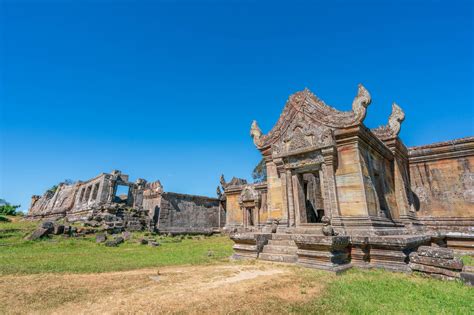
[279,170,289,226]
[286,169,296,227]
[321,147,341,224]
[383,138,416,223]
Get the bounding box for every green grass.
[1,217,472,313]
[461,255,474,266]
[0,217,233,275]
[290,268,473,314]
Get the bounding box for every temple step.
[267,239,296,246]
[262,245,298,255]
[271,234,295,240]
[259,252,298,263]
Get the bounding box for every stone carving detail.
[321,216,338,236]
[250,120,264,148]
[238,185,261,208]
[285,151,325,170]
[250,84,371,153]
[221,174,248,189]
[372,102,405,140]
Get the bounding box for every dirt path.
[0,261,331,314]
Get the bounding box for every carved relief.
[284,151,325,170]
[238,185,261,208]
[250,84,371,154]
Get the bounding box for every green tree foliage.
[0,204,21,216]
[252,158,267,183]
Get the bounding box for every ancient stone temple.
[223,84,473,273]
[28,170,224,234]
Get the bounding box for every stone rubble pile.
[409,246,464,281]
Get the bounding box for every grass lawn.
[1,217,472,314]
[0,217,233,275]
[290,268,472,314]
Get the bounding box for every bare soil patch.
[0,261,330,314]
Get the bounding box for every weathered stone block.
[96,233,107,243]
[230,233,271,259]
[26,228,49,240]
[105,236,124,247]
[408,252,463,270]
[409,262,460,278]
[53,225,64,235]
[40,221,54,232]
[460,272,474,286]
[294,235,351,273]
[417,246,454,259]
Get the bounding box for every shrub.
[0,204,21,216]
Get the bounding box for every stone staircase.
[259,234,298,263]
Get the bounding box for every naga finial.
[220,174,226,190]
[388,102,405,136]
[352,84,372,123]
[250,120,264,147]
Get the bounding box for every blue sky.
[1,0,473,211]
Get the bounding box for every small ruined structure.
[224,84,473,275]
[28,170,224,234]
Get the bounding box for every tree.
[252,158,267,183]
[0,204,21,216]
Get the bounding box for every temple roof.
[251,84,372,150]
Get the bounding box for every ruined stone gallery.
[28,170,224,234]
[27,84,473,280]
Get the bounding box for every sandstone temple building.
[223,84,473,272]
[28,170,224,234]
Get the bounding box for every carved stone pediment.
[251,84,371,152]
[238,185,261,208]
[272,116,334,158]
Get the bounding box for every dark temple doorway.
[300,173,325,223]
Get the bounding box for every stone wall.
[409,137,474,232]
[28,171,223,234]
[156,192,223,234]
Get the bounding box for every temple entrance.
[297,172,325,224]
[246,207,254,226]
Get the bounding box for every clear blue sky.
[1,0,473,211]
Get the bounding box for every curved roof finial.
[352,84,372,123]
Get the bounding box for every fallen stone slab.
[148,241,160,247]
[409,262,460,278]
[417,246,454,259]
[105,236,124,247]
[460,272,474,286]
[53,225,64,235]
[40,221,54,232]
[26,228,50,241]
[409,252,463,271]
[96,233,107,243]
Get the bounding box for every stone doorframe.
[273,146,341,228]
[238,186,262,228]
